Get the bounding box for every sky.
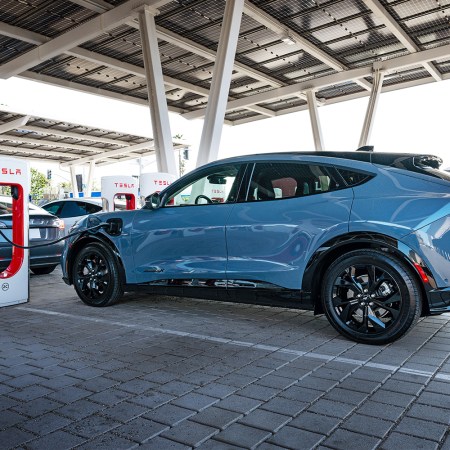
[0,75,449,188]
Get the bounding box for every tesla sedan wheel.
[31,265,57,275]
[73,243,123,307]
[322,250,422,344]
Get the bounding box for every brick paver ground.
[0,268,449,449]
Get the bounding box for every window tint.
[336,169,373,187]
[43,202,63,216]
[59,201,88,218]
[85,202,102,214]
[165,164,242,206]
[0,199,12,215]
[247,163,341,201]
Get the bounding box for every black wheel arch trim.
[66,234,126,286]
[302,232,436,315]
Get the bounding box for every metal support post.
[306,90,325,151]
[139,6,177,176]
[196,0,245,168]
[70,165,79,198]
[359,70,385,147]
[86,161,95,196]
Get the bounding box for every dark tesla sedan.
[61,151,450,344]
[0,196,64,275]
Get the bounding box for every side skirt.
[123,281,315,311]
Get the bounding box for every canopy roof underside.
[0,109,186,166]
[0,0,449,126]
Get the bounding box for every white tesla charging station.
[140,172,176,203]
[101,176,139,212]
[0,157,29,307]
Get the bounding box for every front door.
[131,163,245,284]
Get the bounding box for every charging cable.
[0,222,110,249]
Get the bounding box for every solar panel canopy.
[0,109,186,166]
[1,0,449,126]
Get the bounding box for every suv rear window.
[336,169,373,187]
[413,156,450,182]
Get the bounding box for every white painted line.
[17,306,450,382]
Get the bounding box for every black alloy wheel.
[322,250,422,344]
[73,243,123,307]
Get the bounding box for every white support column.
[139,6,177,176]
[70,166,79,198]
[86,161,95,196]
[196,0,245,167]
[359,70,385,147]
[306,90,324,151]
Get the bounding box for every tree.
[30,168,49,201]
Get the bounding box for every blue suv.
[61,151,450,344]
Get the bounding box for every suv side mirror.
[145,192,161,210]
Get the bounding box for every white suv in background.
[41,198,103,235]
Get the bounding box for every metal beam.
[19,71,181,113]
[61,140,154,167]
[96,151,153,167]
[139,6,177,175]
[244,1,345,72]
[0,0,162,79]
[68,47,275,117]
[68,0,113,14]
[359,70,384,147]
[0,115,30,134]
[306,90,324,151]
[0,22,50,45]
[184,43,450,120]
[62,0,287,90]
[0,137,141,163]
[70,166,79,198]
[0,135,110,154]
[86,160,96,196]
[0,144,79,160]
[232,71,447,126]
[197,0,245,167]
[364,0,442,82]
[0,25,274,119]
[19,125,135,147]
[243,1,372,92]
[156,26,285,90]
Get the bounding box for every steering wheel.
[195,195,213,204]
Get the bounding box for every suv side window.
[336,169,373,187]
[85,202,102,214]
[59,201,88,218]
[247,162,342,201]
[43,201,63,216]
[165,164,244,207]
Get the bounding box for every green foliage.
[30,168,49,200]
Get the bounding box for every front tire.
[321,250,422,345]
[72,243,123,307]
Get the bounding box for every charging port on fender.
[106,218,122,236]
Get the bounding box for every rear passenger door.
[225,161,354,290]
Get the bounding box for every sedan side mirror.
[145,192,161,210]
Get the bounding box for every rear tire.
[321,250,422,344]
[31,265,57,275]
[72,243,123,307]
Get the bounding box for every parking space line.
[17,306,450,381]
